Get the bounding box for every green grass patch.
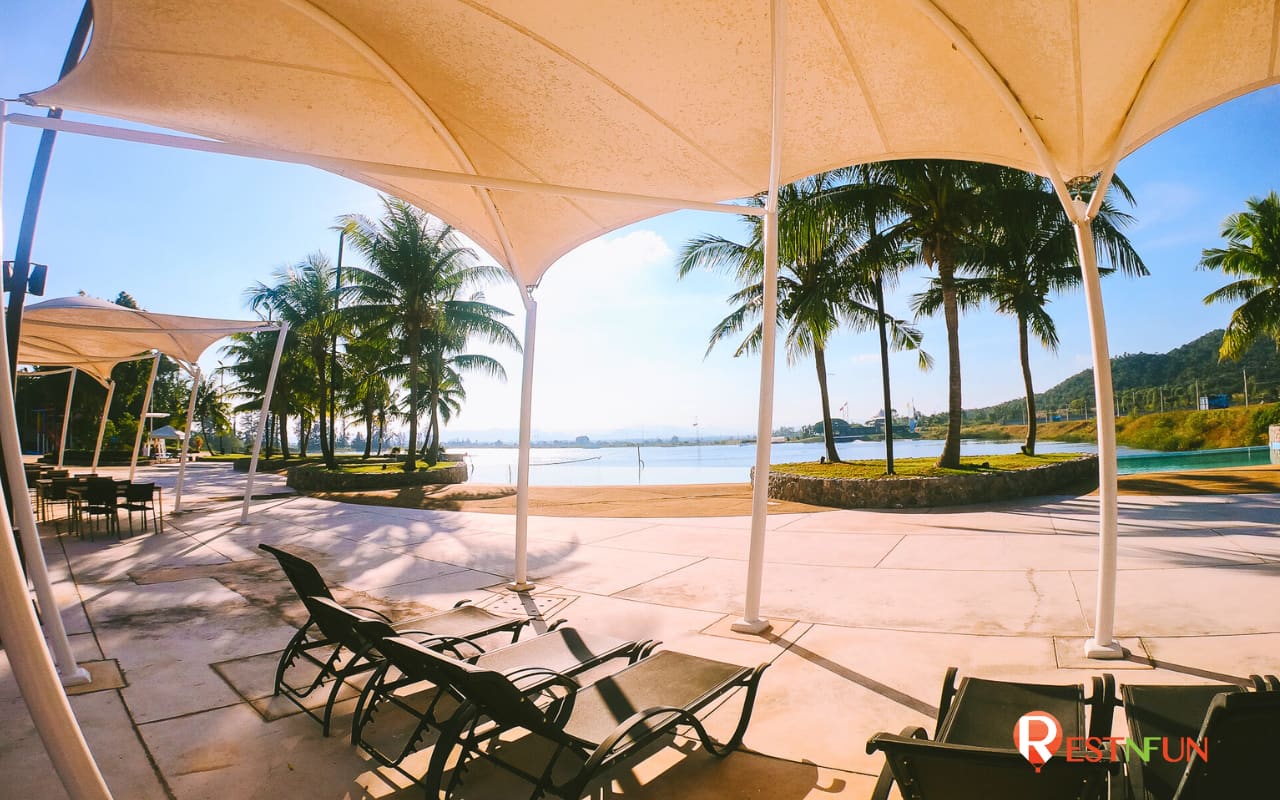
[773,452,1083,479]
[195,453,251,461]
[338,461,453,474]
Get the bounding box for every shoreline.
[310,463,1280,518]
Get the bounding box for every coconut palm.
[820,163,930,474]
[679,171,925,463]
[245,253,343,467]
[915,168,1146,454]
[190,375,232,455]
[220,329,305,459]
[1199,191,1280,359]
[340,197,519,471]
[880,160,989,469]
[340,336,396,459]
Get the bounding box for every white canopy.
[26,0,1280,286]
[149,425,183,439]
[17,295,277,379]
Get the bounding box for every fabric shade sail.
[26,1,1280,287]
[17,295,277,375]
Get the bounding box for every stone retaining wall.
[759,455,1099,509]
[287,462,469,492]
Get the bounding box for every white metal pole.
[240,323,288,524]
[733,0,786,635]
[1074,200,1124,660]
[0,102,109,800]
[509,289,537,591]
[129,355,159,482]
[56,368,76,468]
[91,380,114,472]
[173,366,200,513]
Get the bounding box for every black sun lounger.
[378,636,768,799]
[352,611,658,768]
[1121,677,1280,800]
[259,544,533,734]
[867,729,1116,800]
[869,667,1118,800]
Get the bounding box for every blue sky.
[4,2,1278,440]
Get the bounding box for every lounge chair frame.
[352,622,657,769]
[379,637,767,799]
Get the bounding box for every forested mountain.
[957,330,1280,424]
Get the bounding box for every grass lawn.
[337,461,454,474]
[773,452,1085,479]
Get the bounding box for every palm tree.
[340,336,396,459]
[190,375,232,454]
[221,330,302,459]
[821,163,930,474]
[245,253,343,468]
[881,160,988,468]
[1199,191,1280,359]
[679,172,924,463]
[340,197,518,471]
[915,168,1146,454]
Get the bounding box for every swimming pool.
[1116,445,1278,475]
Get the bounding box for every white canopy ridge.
[26,1,1280,287]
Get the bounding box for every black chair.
[42,477,74,522]
[1120,677,1279,799]
[349,599,656,768]
[80,478,120,539]
[869,667,1118,800]
[1170,690,1280,798]
[121,481,160,533]
[259,545,536,734]
[867,730,1116,800]
[386,636,768,799]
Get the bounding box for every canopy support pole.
[173,366,200,513]
[91,380,114,472]
[1071,198,1124,659]
[733,0,786,635]
[240,323,288,524]
[56,367,76,468]
[129,355,159,482]
[509,288,537,592]
[0,101,109,800]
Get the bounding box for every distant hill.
[958,330,1280,424]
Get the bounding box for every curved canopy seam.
[109,45,387,85]
[283,0,523,276]
[1271,0,1280,74]
[1087,0,1198,219]
[907,0,1077,216]
[815,0,891,151]
[453,0,757,189]
[1070,0,1084,172]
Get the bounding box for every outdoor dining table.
[62,481,164,536]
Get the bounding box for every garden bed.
[286,460,468,492]
[760,454,1098,509]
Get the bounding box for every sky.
[3,2,1279,441]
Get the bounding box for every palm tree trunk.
[1018,315,1037,456]
[428,354,443,464]
[814,345,840,462]
[875,273,895,475]
[278,412,290,460]
[363,410,373,459]
[315,345,334,468]
[937,251,963,469]
[405,327,420,472]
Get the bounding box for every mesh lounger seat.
[259,544,533,734]
[867,730,1116,800]
[379,636,768,799]
[1120,676,1280,800]
[344,599,658,767]
[869,667,1119,800]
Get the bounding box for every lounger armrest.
[867,727,930,800]
[504,666,581,694]
[546,618,568,631]
[1088,673,1118,739]
[582,705,709,774]
[344,604,394,623]
[400,632,486,659]
[866,726,930,756]
[936,667,959,737]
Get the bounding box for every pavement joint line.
[607,555,709,598]
[870,535,907,569]
[132,701,248,727]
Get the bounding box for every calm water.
[454,439,1279,486]
[456,438,1100,486]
